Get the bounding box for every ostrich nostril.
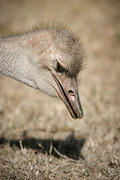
[68,90,74,96]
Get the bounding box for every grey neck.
[0,36,38,88]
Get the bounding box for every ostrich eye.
[56,61,67,73]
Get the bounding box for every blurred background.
[0,0,120,179]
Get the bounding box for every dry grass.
[0,0,120,179]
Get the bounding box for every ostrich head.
[20,25,84,119]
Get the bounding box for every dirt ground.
[0,0,120,179]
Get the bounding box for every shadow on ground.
[0,133,85,160]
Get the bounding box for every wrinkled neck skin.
[0,36,40,89]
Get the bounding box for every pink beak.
[51,71,83,119]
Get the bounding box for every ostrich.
[0,25,83,119]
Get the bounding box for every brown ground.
[0,0,120,179]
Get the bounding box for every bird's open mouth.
[51,71,83,119]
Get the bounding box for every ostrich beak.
[51,70,83,119]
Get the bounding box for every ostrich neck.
[0,36,37,88]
